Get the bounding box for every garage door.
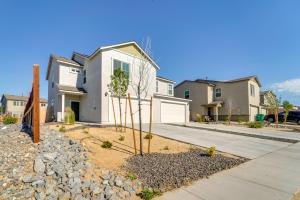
[161,102,185,123]
[250,106,259,122]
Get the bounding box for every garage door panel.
[161,102,185,123]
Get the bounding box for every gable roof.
[176,76,262,88]
[73,41,160,70]
[156,76,176,83]
[1,94,48,103]
[46,54,83,80]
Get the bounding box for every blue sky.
[0,0,300,104]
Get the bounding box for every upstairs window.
[250,84,255,97]
[168,84,173,95]
[83,69,87,84]
[184,90,190,99]
[156,81,159,92]
[113,59,130,76]
[215,88,222,98]
[70,68,80,74]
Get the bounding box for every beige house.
[46,41,190,124]
[175,76,262,122]
[260,90,276,115]
[0,94,48,123]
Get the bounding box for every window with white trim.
[184,90,190,99]
[250,84,255,97]
[70,67,80,74]
[113,59,130,75]
[168,84,173,95]
[83,69,87,84]
[215,88,221,98]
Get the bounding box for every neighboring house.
[175,76,262,122]
[0,94,48,122]
[46,41,190,124]
[260,90,276,115]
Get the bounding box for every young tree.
[130,38,154,155]
[282,100,293,125]
[265,92,281,128]
[108,68,129,131]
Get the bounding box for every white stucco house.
[46,41,190,124]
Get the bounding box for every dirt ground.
[49,124,193,172]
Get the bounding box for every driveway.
[144,124,300,200]
[146,123,291,159]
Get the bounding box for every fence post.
[33,65,40,143]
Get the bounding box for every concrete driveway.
[144,124,300,200]
[145,124,291,159]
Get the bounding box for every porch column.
[61,93,65,122]
[215,106,219,122]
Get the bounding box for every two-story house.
[46,41,190,124]
[0,94,48,122]
[175,76,261,122]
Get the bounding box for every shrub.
[101,141,112,149]
[140,188,161,200]
[163,146,169,150]
[59,126,66,132]
[237,117,244,124]
[119,135,125,141]
[294,128,300,132]
[3,115,18,125]
[144,133,153,140]
[248,121,263,128]
[64,107,75,125]
[196,114,203,123]
[127,172,137,180]
[207,146,216,157]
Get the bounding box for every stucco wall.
[100,49,157,124]
[156,79,174,96]
[175,82,209,120]
[59,64,82,87]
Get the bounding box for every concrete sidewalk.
[160,142,300,200]
[185,122,300,142]
[145,124,291,159]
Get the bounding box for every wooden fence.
[23,65,40,143]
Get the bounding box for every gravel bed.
[126,150,248,192]
[0,124,142,200]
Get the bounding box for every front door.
[71,101,80,121]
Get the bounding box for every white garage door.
[250,106,259,122]
[161,102,185,123]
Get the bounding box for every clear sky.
[0,0,300,105]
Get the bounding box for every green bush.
[127,172,137,180]
[101,141,113,149]
[59,126,66,132]
[248,121,263,128]
[140,188,161,200]
[144,133,153,140]
[237,117,244,124]
[64,107,75,125]
[196,114,203,123]
[207,146,216,157]
[119,135,125,141]
[3,115,18,125]
[163,146,169,150]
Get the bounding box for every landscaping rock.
[126,149,248,192]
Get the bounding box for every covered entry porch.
[201,101,223,121]
[56,85,87,122]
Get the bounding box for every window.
[156,81,159,92]
[51,76,54,88]
[215,88,221,97]
[13,101,17,106]
[184,90,190,99]
[83,69,87,84]
[250,84,255,97]
[168,84,173,95]
[20,101,24,106]
[70,68,80,74]
[41,103,46,107]
[113,59,130,75]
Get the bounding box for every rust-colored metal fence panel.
[23,64,40,143]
